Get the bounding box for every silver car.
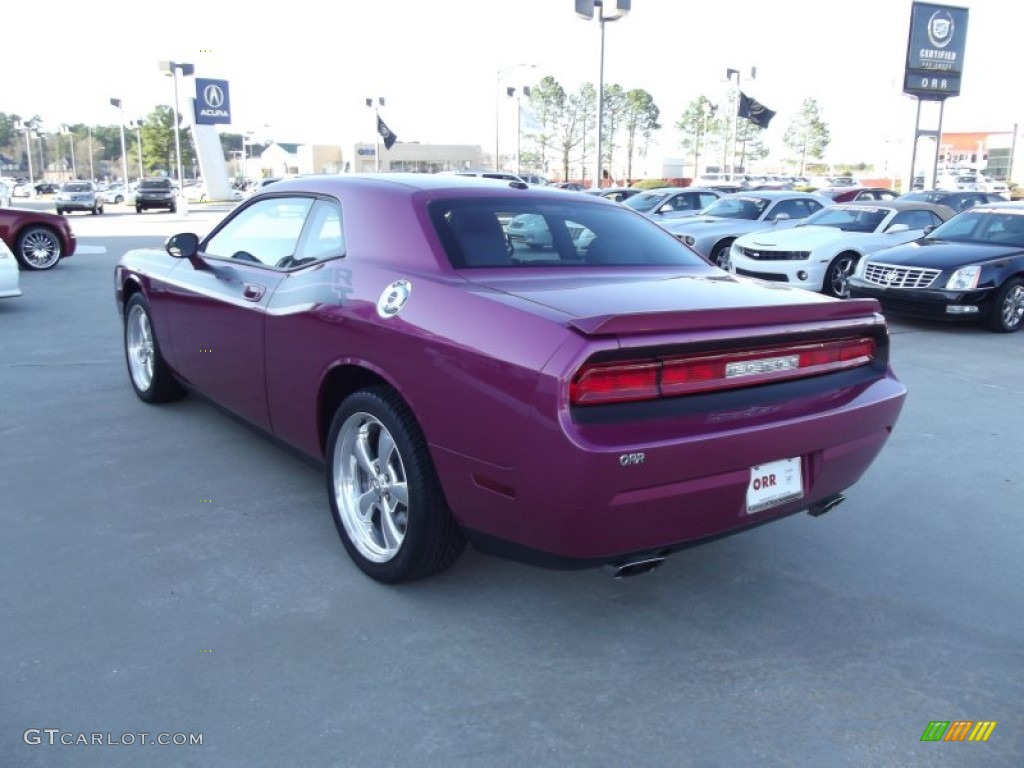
[622,187,724,222]
[56,181,104,215]
[661,191,834,267]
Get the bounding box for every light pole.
[14,120,34,187]
[496,63,536,172]
[61,125,76,179]
[365,97,386,172]
[87,126,95,181]
[130,119,144,180]
[576,0,629,188]
[159,61,195,186]
[110,98,130,184]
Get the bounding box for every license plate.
[746,457,804,514]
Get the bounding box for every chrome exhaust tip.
[807,493,846,518]
[604,555,666,579]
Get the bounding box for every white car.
[102,184,136,205]
[0,238,21,298]
[728,201,955,298]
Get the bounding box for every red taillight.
[570,337,876,405]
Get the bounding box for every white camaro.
[728,201,955,298]
[0,238,21,298]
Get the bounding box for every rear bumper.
[435,373,906,563]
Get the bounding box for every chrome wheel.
[126,304,155,391]
[1000,284,1024,330]
[712,242,732,269]
[16,227,61,270]
[827,254,858,298]
[333,411,409,563]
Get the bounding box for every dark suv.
[135,178,177,213]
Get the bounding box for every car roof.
[720,190,826,199]
[824,200,956,218]
[972,201,1024,211]
[258,172,599,199]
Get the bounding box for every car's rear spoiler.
[568,298,883,336]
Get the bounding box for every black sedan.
[848,202,1024,332]
[898,190,1007,213]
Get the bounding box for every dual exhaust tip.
[604,493,848,578]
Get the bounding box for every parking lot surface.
[2,210,1022,767]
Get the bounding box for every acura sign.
[903,2,969,99]
[195,78,232,125]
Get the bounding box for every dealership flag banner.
[738,92,776,129]
[377,116,397,150]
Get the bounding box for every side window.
[890,210,940,231]
[767,199,809,220]
[667,194,694,212]
[294,200,345,263]
[698,193,720,209]
[203,197,314,267]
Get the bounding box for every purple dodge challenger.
[115,174,906,583]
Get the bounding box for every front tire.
[326,387,465,583]
[123,293,186,403]
[15,226,62,270]
[985,277,1024,333]
[711,240,734,269]
[824,252,859,298]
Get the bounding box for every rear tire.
[824,252,859,298]
[326,387,465,583]
[14,226,62,270]
[984,277,1024,333]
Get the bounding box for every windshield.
[430,197,707,269]
[926,209,1024,247]
[623,191,669,213]
[140,180,171,189]
[803,206,889,232]
[700,196,770,220]
[63,183,92,193]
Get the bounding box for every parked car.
[0,237,21,298]
[12,182,33,198]
[815,186,899,203]
[451,170,527,184]
[622,187,723,221]
[55,181,105,215]
[898,190,1007,214]
[0,180,11,208]
[0,206,77,270]
[135,178,177,213]
[661,191,834,267]
[518,174,550,186]
[849,201,1024,332]
[586,186,643,203]
[114,173,906,583]
[552,182,587,191]
[35,182,60,195]
[729,201,954,298]
[102,184,136,205]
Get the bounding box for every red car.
[115,174,906,583]
[0,208,77,271]
[816,187,899,203]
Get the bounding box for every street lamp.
[365,97,386,172]
[110,98,130,184]
[87,126,95,181]
[576,0,629,189]
[14,120,34,187]
[60,125,76,180]
[159,60,195,186]
[496,63,536,172]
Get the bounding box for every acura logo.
[204,84,225,108]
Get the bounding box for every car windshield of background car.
[701,196,770,220]
[431,199,706,269]
[63,183,92,193]
[623,192,668,213]
[804,206,888,233]
[926,209,1024,247]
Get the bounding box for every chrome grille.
[863,262,941,288]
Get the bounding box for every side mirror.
[772,212,791,222]
[886,223,910,234]
[166,232,199,259]
[922,224,937,236]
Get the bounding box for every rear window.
[140,180,172,190]
[428,198,706,269]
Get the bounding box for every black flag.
[738,92,776,129]
[376,115,397,150]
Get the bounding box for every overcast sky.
[6,0,1021,167]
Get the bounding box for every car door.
[164,196,313,429]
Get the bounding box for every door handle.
[242,283,266,301]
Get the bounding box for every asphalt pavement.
[1,208,1021,767]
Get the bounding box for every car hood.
[739,225,864,249]
[461,269,879,335]
[663,216,793,238]
[865,239,1023,269]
